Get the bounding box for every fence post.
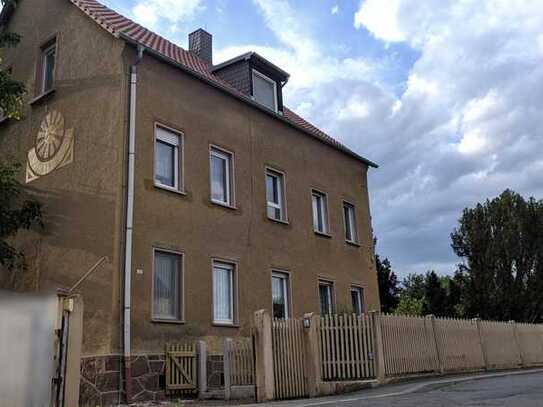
[474,318,488,370]
[223,338,232,400]
[370,311,386,383]
[303,312,321,397]
[254,309,274,402]
[426,315,444,374]
[509,321,524,367]
[198,340,207,398]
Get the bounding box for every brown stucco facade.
[0,0,379,403]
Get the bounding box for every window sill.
[267,216,289,225]
[212,322,239,328]
[154,183,186,196]
[29,88,56,105]
[211,199,237,210]
[346,240,361,247]
[151,318,185,325]
[314,230,332,239]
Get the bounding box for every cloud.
[354,0,405,42]
[131,0,205,29]
[331,5,339,15]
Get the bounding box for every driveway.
[256,369,543,407]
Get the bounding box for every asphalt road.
[258,370,543,407]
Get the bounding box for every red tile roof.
[68,0,377,167]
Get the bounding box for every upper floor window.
[40,41,56,94]
[153,250,183,321]
[312,190,329,235]
[154,125,182,191]
[210,147,233,206]
[351,286,364,315]
[252,70,277,112]
[272,271,290,319]
[266,168,286,222]
[343,202,358,244]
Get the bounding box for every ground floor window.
[319,280,334,315]
[351,286,365,315]
[213,261,236,325]
[272,271,290,319]
[153,250,182,320]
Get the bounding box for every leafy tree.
[401,273,426,300]
[375,246,400,313]
[394,296,423,316]
[0,0,43,274]
[422,270,448,316]
[451,190,543,323]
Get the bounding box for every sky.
[100,0,543,277]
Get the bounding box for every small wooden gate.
[272,318,307,399]
[165,342,198,393]
[320,314,376,381]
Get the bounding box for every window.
[343,202,358,243]
[351,286,364,315]
[213,261,236,325]
[272,272,290,319]
[266,169,286,221]
[210,147,233,206]
[40,42,56,94]
[312,190,329,234]
[319,280,334,315]
[252,70,277,111]
[154,126,181,190]
[153,250,182,320]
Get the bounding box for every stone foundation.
[79,354,167,406]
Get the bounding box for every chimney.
[188,29,212,65]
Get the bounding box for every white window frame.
[319,280,335,316]
[312,190,329,235]
[266,168,287,222]
[252,69,278,112]
[209,146,234,207]
[343,201,359,244]
[151,248,184,322]
[154,124,182,192]
[41,43,56,94]
[271,271,290,320]
[351,286,364,315]
[212,260,236,325]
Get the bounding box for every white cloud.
[131,0,205,29]
[331,5,339,15]
[354,0,405,42]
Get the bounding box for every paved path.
[255,369,543,407]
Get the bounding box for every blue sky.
[100,0,543,278]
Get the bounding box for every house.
[0,0,379,404]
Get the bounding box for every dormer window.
[252,70,278,112]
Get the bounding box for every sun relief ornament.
[26,111,74,183]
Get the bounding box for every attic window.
[252,70,277,112]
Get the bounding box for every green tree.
[375,249,400,313]
[451,190,543,322]
[394,296,423,316]
[422,270,448,316]
[0,0,43,274]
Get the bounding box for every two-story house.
[0,0,379,404]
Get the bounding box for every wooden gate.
[165,342,198,393]
[319,314,376,381]
[272,318,307,399]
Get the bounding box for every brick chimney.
[188,29,212,65]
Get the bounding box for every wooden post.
[254,309,274,402]
[509,320,524,367]
[303,313,321,397]
[370,311,386,382]
[474,318,488,370]
[426,315,444,374]
[198,340,207,399]
[223,338,232,400]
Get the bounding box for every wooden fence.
[272,318,307,399]
[516,323,543,366]
[165,342,198,393]
[319,314,376,381]
[225,338,255,386]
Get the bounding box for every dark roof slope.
[3,0,378,167]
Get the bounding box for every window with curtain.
[41,42,56,94]
[210,147,233,205]
[155,126,181,189]
[351,286,364,315]
[252,70,277,111]
[153,251,181,320]
[319,281,334,315]
[343,202,358,243]
[312,190,329,234]
[213,261,235,324]
[266,169,286,221]
[272,272,289,319]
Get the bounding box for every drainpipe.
[124,44,145,403]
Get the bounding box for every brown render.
[0,0,380,361]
